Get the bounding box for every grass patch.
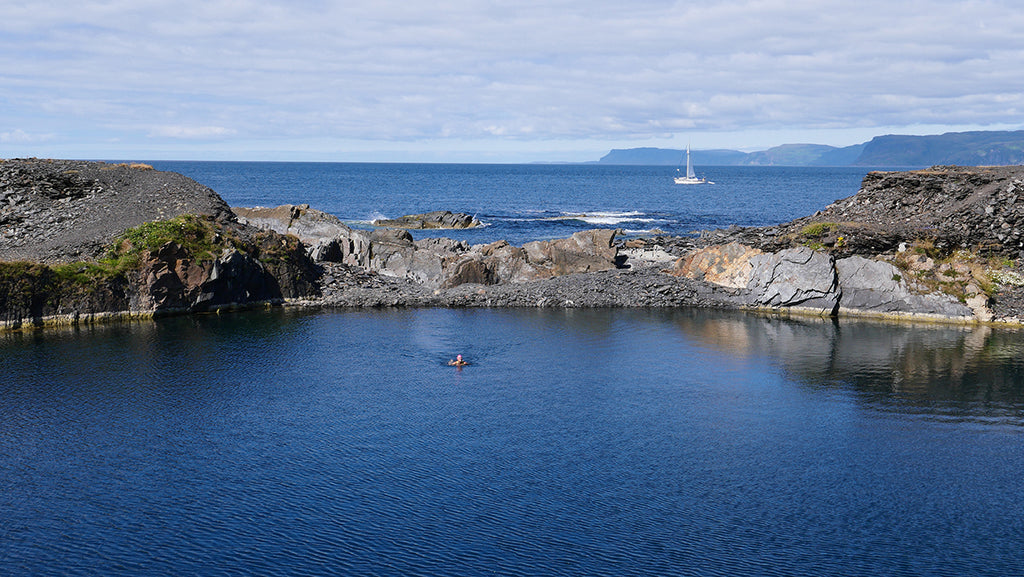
[800,222,838,237]
[910,238,940,259]
[1,214,312,316]
[51,262,121,285]
[101,214,238,270]
[3,215,242,292]
[889,240,1020,301]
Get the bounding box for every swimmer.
[448,354,469,367]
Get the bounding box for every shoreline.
[8,260,1021,334]
[4,160,1024,332]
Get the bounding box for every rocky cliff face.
[667,242,973,320]
[127,227,319,313]
[658,165,1024,323]
[0,161,320,328]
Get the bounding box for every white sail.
[674,144,711,184]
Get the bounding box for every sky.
[2,0,1023,163]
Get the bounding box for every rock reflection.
[670,310,1024,423]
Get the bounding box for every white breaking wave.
[346,211,390,226]
[543,210,659,225]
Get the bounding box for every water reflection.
[4,307,1024,428]
[669,310,1024,424]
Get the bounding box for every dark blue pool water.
[3,308,1023,576]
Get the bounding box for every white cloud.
[147,126,238,139]
[1,0,1022,160]
[0,129,53,143]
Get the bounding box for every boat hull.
[674,176,708,184]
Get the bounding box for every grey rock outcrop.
[755,165,1024,258]
[744,247,840,315]
[236,204,622,289]
[373,210,481,229]
[667,241,977,319]
[233,204,352,244]
[835,256,973,319]
[353,228,620,289]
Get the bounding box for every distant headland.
[598,129,1024,167]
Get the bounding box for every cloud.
[0,129,53,143]
[1,0,1023,159]
[147,125,238,139]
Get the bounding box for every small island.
[372,210,482,230]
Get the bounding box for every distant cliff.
[598,130,1024,167]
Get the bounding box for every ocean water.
[149,162,873,245]
[3,164,1024,576]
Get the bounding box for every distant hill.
[855,131,1024,166]
[597,130,1024,167]
[598,147,747,166]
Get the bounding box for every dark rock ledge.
[3,159,1024,331]
[372,210,481,229]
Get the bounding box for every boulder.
[521,229,619,278]
[668,241,763,288]
[232,204,352,243]
[744,246,840,315]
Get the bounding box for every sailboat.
[674,144,712,184]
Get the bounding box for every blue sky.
[2,0,1022,162]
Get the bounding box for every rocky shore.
[3,159,1024,329]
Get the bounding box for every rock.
[306,226,621,290]
[744,247,840,315]
[6,161,1024,327]
[126,228,319,314]
[521,229,619,277]
[835,256,972,318]
[966,294,994,322]
[232,204,352,244]
[621,245,678,268]
[373,210,481,229]
[0,159,234,263]
[759,166,1024,258]
[667,241,763,288]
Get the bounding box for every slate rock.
[744,246,840,315]
[835,256,972,318]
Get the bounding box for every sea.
[2,163,1023,576]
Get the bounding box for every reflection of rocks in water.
[669,310,1024,418]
